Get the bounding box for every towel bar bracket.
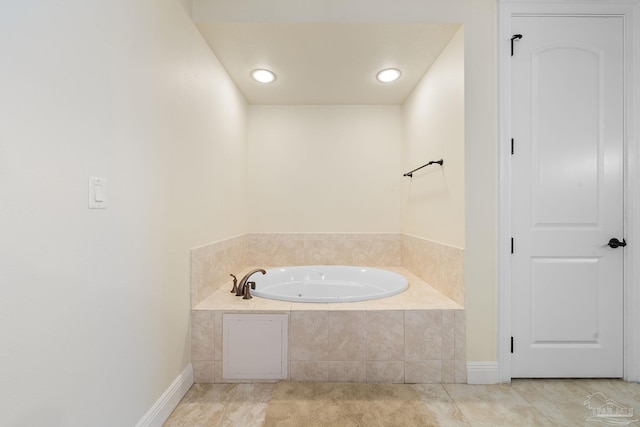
[403,159,444,178]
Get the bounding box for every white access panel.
[222,313,288,380]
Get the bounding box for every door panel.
[530,258,599,343]
[511,16,624,378]
[533,46,601,226]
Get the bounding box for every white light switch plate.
[89,177,106,209]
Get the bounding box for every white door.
[511,16,625,378]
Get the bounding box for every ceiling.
[194,23,461,105]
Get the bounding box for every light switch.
[89,177,106,209]
[94,183,105,202]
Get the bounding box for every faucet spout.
[236,268,266,297]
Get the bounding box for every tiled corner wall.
[191,308,466,384]
[402,234,464,305]
[190,235,248,308]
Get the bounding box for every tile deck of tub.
[194,266,462,311]
[191,266,466,384]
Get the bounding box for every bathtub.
[250,265,408,303]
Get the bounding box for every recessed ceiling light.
[251,69,276,83]
[376,68,401,83]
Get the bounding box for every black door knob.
[608,238,627,248]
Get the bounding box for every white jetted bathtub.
[251,265,408,303]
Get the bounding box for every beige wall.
[0,0,247,425]
[197,0,497,364]
[460,2,497,365]
[0,1,497,422]
[402,27,465,249]
[248,106,403,232]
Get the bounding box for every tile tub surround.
[191,267,466,384]
[247,233,402,267]
[402,234,464,305]
[190,232,464,307]
[190,233,402,308]
[190,235,248,308]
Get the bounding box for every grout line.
[439,383,474,427]
[507,381,560,427]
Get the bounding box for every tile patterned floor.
[164,379,640,426]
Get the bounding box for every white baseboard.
[467,362,500,384]
[136,363,194,427]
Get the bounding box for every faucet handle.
[230,274,238,293]
[243,281,255,300]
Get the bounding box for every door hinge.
[511,138,514,155]
[511,336,514,353]
[511,34,523,56]
[511,238,514,254]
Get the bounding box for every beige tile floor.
[164,379,640,426]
